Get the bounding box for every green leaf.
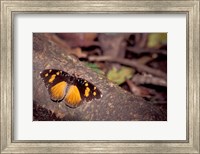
[107,66,134,85]
[84,62,104,74]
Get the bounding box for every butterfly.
[40,69,102,108]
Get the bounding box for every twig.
[136,55,157,65]
[88,56,167,79]
[132,74,167,87]
[126,80,151,98]
[127,46,167,55]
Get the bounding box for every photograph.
[33,33,167,121]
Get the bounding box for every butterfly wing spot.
[45,73,48,77]
[49,69,52,73]
[49,74,56,83]
[65,85,82,107]
[50,81,67,101]
[85,83,88,87]
[56,72,60,75]
[93,91,96,96]
[84,87,90,97]
[94,86,96,90]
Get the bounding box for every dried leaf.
[147,33,167,48]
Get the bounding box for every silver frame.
[1,0,199,153]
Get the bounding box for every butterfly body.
[40,69,102,108]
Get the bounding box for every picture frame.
[0,0,199,153]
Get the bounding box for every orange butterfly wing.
[40,69,68,102]
[40,69,102,108]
